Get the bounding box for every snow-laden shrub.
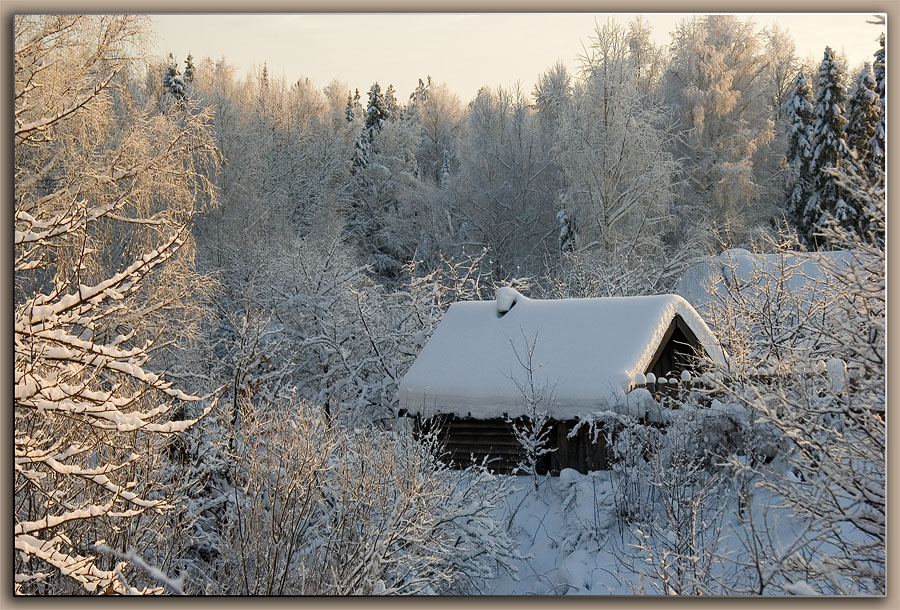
[214,398,520,595]
[607,405,733,595]
[704,170,885,595]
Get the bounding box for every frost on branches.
[15,15,221,595]
[704,168,885,594]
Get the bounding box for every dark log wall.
[417,415,612,475]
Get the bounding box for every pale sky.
[149,13,885,102]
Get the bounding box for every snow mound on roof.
[398,293,723,420]
[495,286,524,315]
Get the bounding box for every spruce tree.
[364,82,388,131]
[806,47,850,247]
[869,33,886,180]
[783,72,815,233]
[162,53,185,101]
[183,53,195,84]
[345,90,356,123]
[845,63,879,171]
[873,33,885,100]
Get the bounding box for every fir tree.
[842,63,883,242]
[345,90,356,123]
[162,53,185,101]
[783,72,815,232]
[806,47,850,247]
[845,63,879,171]
[869,33,886,180]
[183,53,195,84]
[364,82,388,131]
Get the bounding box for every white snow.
[398,293,724,420]
[826,358,847,393]
[676,248,855,320]
[495,286,521,315]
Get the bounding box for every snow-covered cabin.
[398,288,725,474]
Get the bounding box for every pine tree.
[782,72,815,232]
[410,78,428,107]
[406,78,428,122]
[806,47,850,247]
[845,63,879,170]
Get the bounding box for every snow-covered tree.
[782,72,815,230]
[162,53,186,102]
[868,33,885,179]
[763,23,799,123]
[706,174,884,593]
[533,60,573,129]
[845,63,879,171]
[663,15,777,246]
[505,330,557,489]
[183,53,195,84]
[453,84,558,280]
[384,83,399,117]
[625,16,665,95]
[364,82,390,131]
[345,89,356,122]
[408,77,463,183]
[14,14,221,595]
[558,20,676,259]
[804,47,851,247]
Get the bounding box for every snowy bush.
[214,398,520,595]
[702,169,885,594]
[505,330,557,488]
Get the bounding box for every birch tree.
[663,15,777,246]
[15,14,221,594]
[559,20,676,258]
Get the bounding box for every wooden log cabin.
[397,288,726,474]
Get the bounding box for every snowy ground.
[481,469,805,596]
[485,470,639,595]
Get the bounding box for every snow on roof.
[676,248,856,319]
[398,290,724,420]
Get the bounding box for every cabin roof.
[398,289,724,420]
